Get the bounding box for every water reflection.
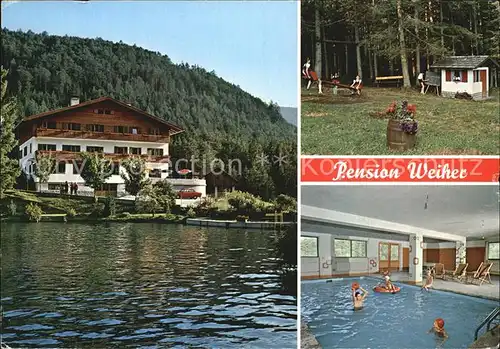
[1,222,297,348]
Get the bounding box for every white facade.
[18,136,205,197]
[440,67,489,100]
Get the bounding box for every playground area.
[301,87,500,155]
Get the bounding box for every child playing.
[351,283,368,311]
[350,75,362,95]
[422,269,434,291]
[380,270,396,292]
[428,318,448,346]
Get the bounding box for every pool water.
[301,277,499,349]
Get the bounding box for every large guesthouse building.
[16,96,200,197]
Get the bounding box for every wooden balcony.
[34,128,169,143]
[36,150,170,163]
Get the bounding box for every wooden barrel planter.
[387,119,417,150]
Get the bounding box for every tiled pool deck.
[388,272,500,301]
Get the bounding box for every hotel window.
[19,150,22,158]
[96,109,104,114]
[111,162,120,175]
[130,147,142,155]
[57,162,66,174]
[48,183,61,191]
[149,128,161,135]
[86,146,104,153]
[149,169,161,178]
[334,239,367,258]
[62,145,81,152]
[114,146,128,154]
[23,147,27,157]
[42,121,57,129]
[104,109,113,115]
[29,144,32,153]
[147,148,164,156]
[488,242,499,260]
[38,144,57,151]
[62,123,81,131]
[301,236,319,257]
[73,161,82,174]
[130,127,139,135]
[86,124,105,132]
[114,126,125,133]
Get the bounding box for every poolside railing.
[474,306,500,341]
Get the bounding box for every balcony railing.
[36,150,170,163]
[35,128,169,143]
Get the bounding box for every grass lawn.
[301,87,500,155]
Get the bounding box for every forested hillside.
[1,28,296,199]
[302,0,500,86]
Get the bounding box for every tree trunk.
[414,0,421,77]
[473,1,479,54]
[440,0,444,48]
[368,48,374,80]
[354,24,362,78]
[314,3,322,78]
[322,25,329,78]
[345,44,349,77]
[397,0,411,87]
[374,50,378,78]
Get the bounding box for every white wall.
[440,68,489,99]
[20,136,172,195]
[441,69,473,94]
[301,231,409,278]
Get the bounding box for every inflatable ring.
[409,245,412,253]
[413,257,419,265]
[369,259,377,267]
[420,241,424,249]
[373,286,401,293]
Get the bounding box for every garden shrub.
[25,203,42,222]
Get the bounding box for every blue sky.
[1,1,298,107]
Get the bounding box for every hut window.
[473,70,481,82]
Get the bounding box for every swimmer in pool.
[428,318,448,347]
[352,286,368,310]
[422,269,434,291]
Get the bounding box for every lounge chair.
[444,263,468,282]
[434,263,446,279]
[467,262,493,286]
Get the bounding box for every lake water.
[1,222,297,348]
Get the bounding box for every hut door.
[480,70,487,98]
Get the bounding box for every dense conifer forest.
[1,28,297,199]
[302,0,500,86]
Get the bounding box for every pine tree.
[0,68,21,196]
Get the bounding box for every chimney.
[70,97,80,106]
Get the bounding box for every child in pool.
[422,269,434,291]
[428,318,448,346]
[352,285,368,310]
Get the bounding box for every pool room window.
[334,239,367,258]
[301,236,318,257]
[487,242,499,260]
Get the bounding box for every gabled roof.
[20,96,184,135]
[431,55,500,69]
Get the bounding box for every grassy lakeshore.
[301,87,500,155]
